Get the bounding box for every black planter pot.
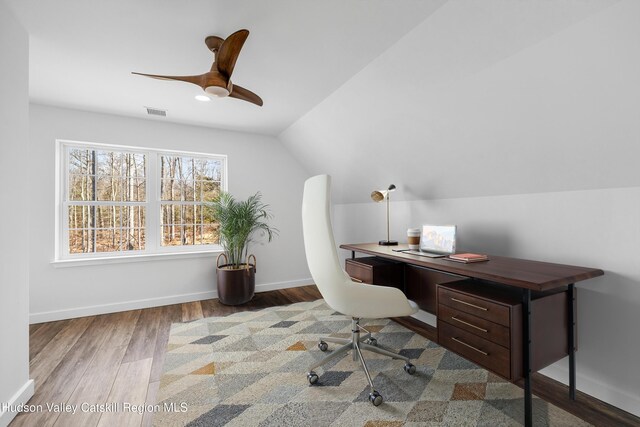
[216,254,256,305]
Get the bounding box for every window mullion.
[146,152,159,252]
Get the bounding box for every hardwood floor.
[12,286,320,427]
[13,285,639,427]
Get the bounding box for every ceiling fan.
[132,29,263,106]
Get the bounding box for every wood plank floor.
[12,285,639,427]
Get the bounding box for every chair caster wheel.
[368,338,378,346]
[318,341,328,352]
[307,371,319,385]
[369,391,383,406]
[404,363,416,375]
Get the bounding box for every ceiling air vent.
[145,107,167,117]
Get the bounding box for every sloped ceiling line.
[278,0,637,204]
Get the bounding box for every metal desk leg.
[568,283,576,400]
[523,289,532,427]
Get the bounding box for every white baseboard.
[29,278,313,324]
[255,278,313,293]
[0,379,34,427]
[539,363,640,418]
[30,290,218,323]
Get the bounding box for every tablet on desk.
[396,249,447,258]
[393,224,456,258]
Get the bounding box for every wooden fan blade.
[131,72,206,89]
[229,84,263,106]
[216,29,249,78]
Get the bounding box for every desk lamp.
[371,184,397,246]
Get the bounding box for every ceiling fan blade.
[229,84,263,106]
[216,29,249,78]
[131,72,205,89]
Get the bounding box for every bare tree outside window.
[67,148,146,254]
[61,142,226,258]
[160,155,221,246]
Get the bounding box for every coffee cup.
[407,228,421,250]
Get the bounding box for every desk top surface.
[340,243,604,292]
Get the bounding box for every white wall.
[0,1,34,425]
[280,0,640,418]
[29,104,311,322]
[280,0,638,203]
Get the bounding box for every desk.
[341,243,604,427]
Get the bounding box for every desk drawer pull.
[350,277,363,283]
[452,316,488,333]
[451,297,488,311]
[451,337,489,356]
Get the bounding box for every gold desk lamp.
[371,184,397,246]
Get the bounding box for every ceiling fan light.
[204,86,230,98]
[195,95,211,102]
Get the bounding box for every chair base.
[307,317,416,406]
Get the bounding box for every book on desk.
[446,252,489,263]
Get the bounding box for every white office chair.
[302,174,420,406]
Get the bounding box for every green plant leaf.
[207,191,278,269]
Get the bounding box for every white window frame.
[54,139,227,265]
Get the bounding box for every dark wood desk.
[341,243,604,427]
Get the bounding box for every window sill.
[51,249,223,268]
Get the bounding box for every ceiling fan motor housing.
[205,85,230,97]
[202,71,233,98]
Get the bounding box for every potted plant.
[209,191,277,305]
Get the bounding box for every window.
[66,147,147,254]
[57,140,226,260]
[159,155,222,246]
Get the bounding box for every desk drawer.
[438,320,511,379]
[439,287,510,327]
[438,304,510,348]
[345,259,373,284]
[345,257,403,289]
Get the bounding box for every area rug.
[154,299,589,426]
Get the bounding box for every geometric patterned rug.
[154,299,590,426]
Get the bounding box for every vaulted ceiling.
[5,0,445,135]
[7,0,639,203]
[280,0,639,202]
